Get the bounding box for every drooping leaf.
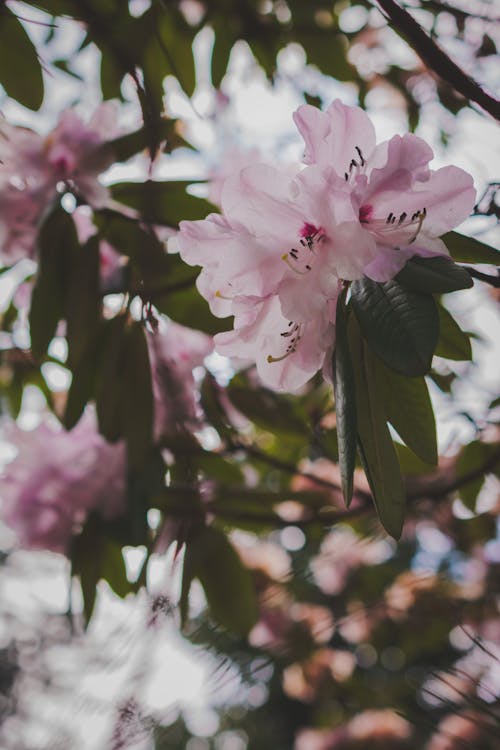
[442,231,500,265]
[456,440,500,511]
[351,277,439,376]
[0,7,44,109]
[29,206,77,360]
[396,255,473,293]
[183,526,258,636]
[376,360,438,466]
[122,322,154,470]
[435,304,472,361]
[349,316,405,539]
[66,236,101,369]
[211,21,235,87]
[332,295,357,506]
[95,315,127,442]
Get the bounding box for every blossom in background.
[147,321,213,442]
[0,103,119,263]
[177,100,475,392]
[0,414,126,554]
[295,709,413,750]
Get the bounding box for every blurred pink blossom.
[0,104,119,263]
[0,414,126,554]
[147,322,213,442]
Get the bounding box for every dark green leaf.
[0,7,44,109]
[376,361,437,465]
[227,374,310,440]
[96,315,127,441]
[456,440,500,511]
[29,206,77,360]
[154,281,233,336]
[100,47,125,100]
[183,526,258,636]
[396,255,473,293]
[351,277,439,376]
[105,119,192,163]
[123,322,154,470]
[66,236,101,369]
[333,296,357,506]
[442,231,500,265]
[349,316,405,539]
[435,304,472,361]
[64,322,105,429]
[110,181,216,226]
[211,21,235,87]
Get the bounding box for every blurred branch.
[421,1,500,24]
[375,0,500,120]
[462,267,500,287]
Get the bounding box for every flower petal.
[293,100,376,174]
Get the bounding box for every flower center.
[359,205,427,246]
[281,223,325,275]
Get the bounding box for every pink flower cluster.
[147,321,213,442]
[177,100,475,391]
[1,414,126,554]
[0,104,118,264]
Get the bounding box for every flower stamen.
[267,322,302,363]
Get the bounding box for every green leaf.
[154,281,233,336]
[122,322,154,470]
[72,518,131,625]
[351,277,439,376]
[211,23,234,87]
[396,255,473,293]
[100,47,125,100]
[0,7,44,110]
[442,231,500,265]
[66,236,101,369]
[395,443,435,476]
[349,316,405,539]
[435,304,472,361]
[376,360,438,465]
[29,206,77,360]
[456,440,500,511]
[333,296,357,506]
[110,181,216,226]
[183,526,258,636]
[96,315,127,442]
[227,373,310,440]
[105,119,192,163]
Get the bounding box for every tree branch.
[374,0,500,120]
[461,267,500,288]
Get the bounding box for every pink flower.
[176,100,475,392]
[208,145,264,206]
[0,414,126,554]
[45,103,119,206]
[293,99,476,280]
[147,322,213,442]
[0,104,119,263]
